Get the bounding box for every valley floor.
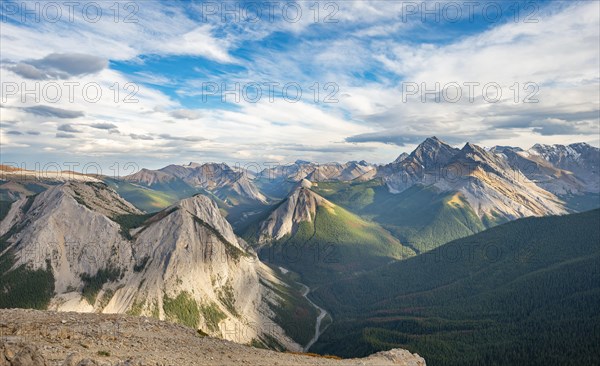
[0,309,425,366]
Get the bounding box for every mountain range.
[0,137,598,364]
[119,138,598,217]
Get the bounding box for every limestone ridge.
[0,182,302,350]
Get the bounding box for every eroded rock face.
[0,183,301,350]
[0,309,427,366]
[496,147,587,196]
[529,142,600,193]
[379,138,568,221]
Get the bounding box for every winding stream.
[278,266,330,352]
[299,283,329,352]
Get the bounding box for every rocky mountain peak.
[184,161,202,168]
[452,142,511,175]
[568,142,594,151]
[461,142,481,152]
[529,143,585,165]
[174,194,240,246]
[408,136,459,168]
[127,162,267,205]
[457,142,501,161]
[258,182,331,243]
[529,142,599,192]
[158,164,193,178]
[420,136,441,147]
[393,152,409,163]
[0,185,302,349]
[260,160,375,183]
[531,143,553,151]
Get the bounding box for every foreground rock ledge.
[0,309,426,366]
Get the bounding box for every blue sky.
[1,0,598,171]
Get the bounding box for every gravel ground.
[0,309,426,366]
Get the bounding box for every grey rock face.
[379,137,568,221]
[0,183,300,350]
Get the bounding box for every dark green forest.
[311,209,600,366]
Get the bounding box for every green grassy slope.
[103,178,271,233]
[103,177,191,212]
[0,181,50,202]
[103,177,240,215]
[310,209,600,366]
[313,180,490,253]
[258,202,415,286]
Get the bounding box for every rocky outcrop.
[122,168,175,186]
[443,143,567,220]
[0,165,102,202]
[0,309,426,366]
[0,166,101,184]
[377,137,460,193]
[0,342,47,366]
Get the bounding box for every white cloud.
[0,2,233,63]
[342,1,600,148]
